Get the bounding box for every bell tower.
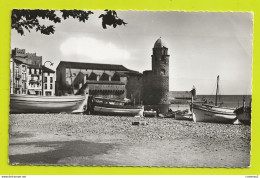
[151,37,170,104]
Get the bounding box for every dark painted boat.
[234,106,251,124]
[92,97,144,117]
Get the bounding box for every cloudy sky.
[11,11,253,95]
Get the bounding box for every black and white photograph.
[9,10,253,167]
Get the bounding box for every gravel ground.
[9,114,251,167]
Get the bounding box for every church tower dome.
[154,37,167,48]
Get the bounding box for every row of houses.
[10,48,55,96]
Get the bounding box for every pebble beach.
[9,114,251,167]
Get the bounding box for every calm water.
[196,95,252,108]
[169,95,252,112]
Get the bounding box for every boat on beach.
[143,110,157,117]
[91,97,144,117]
[191,75,237,123]
[234,97,251,124]
[164,109,192,120]
[10,94,88,114]
[234,106,251,124]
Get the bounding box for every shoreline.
[9,114,251,167]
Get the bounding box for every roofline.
[57,61,140,72]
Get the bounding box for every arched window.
[111,73,120,81]
[100,73,109,81]
[161,57,166,64]
[88,72,97,81]
[160,69,166,75]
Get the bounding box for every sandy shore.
[9,114,251,167]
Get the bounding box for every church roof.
[154,37,167,48]
[85,80,125,85]
[58,61,130,71]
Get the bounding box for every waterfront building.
[10,48,55,96]
[56,61,142,100]
[42,66,55,96]
[10,58,28,94]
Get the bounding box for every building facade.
[10,48,55,96]
[10,58,28,94]
[26,65,42,95]
[42,66,55,96]
[55,61,142,100]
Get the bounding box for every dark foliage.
[11,9,127,35]
[99,10,127,29]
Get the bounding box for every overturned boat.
[10,94,88,114]
[91,97,144,117]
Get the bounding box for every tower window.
[161,57,166,64]
[160,69,166,75]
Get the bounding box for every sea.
[196,95,252,108]
[169,95,252,112]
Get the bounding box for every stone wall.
[151,75,169,104]
[125,75,143,104]
[142,70,153,105]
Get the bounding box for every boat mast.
[215,75,219,106]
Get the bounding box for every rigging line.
[218,78,222,103]
[211,78,217,96]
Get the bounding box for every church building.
[55,61,142,101]
[55,38,194,111]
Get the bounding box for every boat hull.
[10,94,88,114]
[192,104,237,123]
[143,111,157,117]
[234,107,251,124]
[237,112,251,122]
[93,105,144,117]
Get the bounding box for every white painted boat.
[192,103,236,123]
[92,97,144,117]
[191,75,237,123]
[10,94,88,114]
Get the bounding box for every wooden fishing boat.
[91,97,144,117]
[234,106,251,124]
[10,94,88,114]
[163,111,176,118]
[191,75,237,123]
[234,97,251,124]
[164,110,192,120]
[143,110,157,117]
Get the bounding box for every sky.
[11,11,253,95]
